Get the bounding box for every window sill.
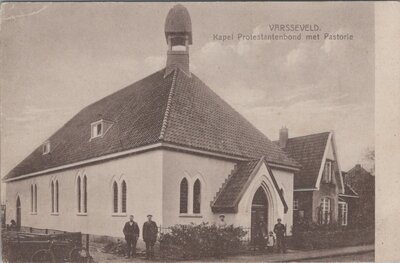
[179,214,203,218]
[77,213,88,216]
[112,213,127,217]
[51,213,59,216]
[30,212,38,215]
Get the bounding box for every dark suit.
[273,222,286,253]
[143,220,158,258]
[123,221,140,257]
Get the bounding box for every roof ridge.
[286,131,331,141]
[159,67,179,140]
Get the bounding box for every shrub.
[159,222,247,260]
[292,219,374,250]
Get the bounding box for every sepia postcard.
[1,2,399,262]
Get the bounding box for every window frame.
[77,177,82,214]
[51,181,55,213]
[320,197,332,225]
[113,181,118,214]
[179,178,189,214]
[55,181,59,213]
[121,180,127,214]
[324,160,334,183]
[42,141,50,155]
[339,201,348,226]
[293,199,299,210]
[30,184,38,215]
[193,179,201,214]
[90,120,104,139]
[83,176,87,213]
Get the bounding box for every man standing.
[273,218,286,253]
[123,215,140,258]
[143,214,158,260]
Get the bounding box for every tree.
[363,147,375,175]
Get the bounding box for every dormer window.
[42,141,50,155]
[91,121,103,138]
[90,120,113,140]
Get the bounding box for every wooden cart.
[2,230,93,262]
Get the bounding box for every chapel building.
[4,5,300,240]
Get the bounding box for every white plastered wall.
[161,150,236,227]
[5,150,163,239]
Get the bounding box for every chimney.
[164,5,192,77]
[279,127,288,148]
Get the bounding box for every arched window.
[193,179,201,214]
[83,176,87,213]
[77,177,81,213]
[34,184,37,213]
[121,180,127,213]
[31,185,34,213]
[51,181,55,213]
[55,181,59,213]
[113,181,118,213]
[180,178,188,214]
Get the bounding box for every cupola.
[164,4,192,77]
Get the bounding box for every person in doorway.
[266,231,275,253]
[123,215,140,258]
[273,218,286,253]
[256,221,267,251]
[143,214,158,260]
[217,214,227,229]
[9,219,17,231]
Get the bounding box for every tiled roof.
[212,157,288,213]
[212,159,260,212]
[4,70,174,180]
[4,68,298,180]
[163,70,299,167]
[275,132,330,189]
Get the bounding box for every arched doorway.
[16,196,21,230]
[251,186,268,243]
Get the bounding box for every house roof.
[344,164,375,194]
[4,67,299,181]
[212,157,288,213]
[275,132,331,189]
[340,183,359,198]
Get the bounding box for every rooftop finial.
[164,4,192,77]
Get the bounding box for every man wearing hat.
[273,218,286,253]
[143,214,158,259]
[123,215,140,258]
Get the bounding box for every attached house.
[3,5,300,241]
[343,164,374,228]
[275,128,357,227]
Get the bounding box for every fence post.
[86,234,89,252]
[45,228,48,234]
[30,227,32,233]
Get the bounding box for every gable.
[325,139,335,160]
[316,133,344,193]
[278,132,330,189]
[212,157,288,213]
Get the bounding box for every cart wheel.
[30,249,55,263]
[69,247,91,263]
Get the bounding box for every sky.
[0,2,374,194]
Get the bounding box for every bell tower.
[164,4,192,77]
